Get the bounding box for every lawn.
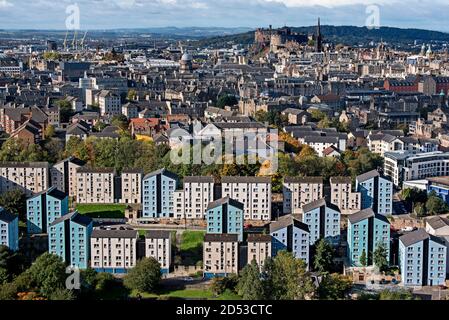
[130,289,241,300]
[76,204,127,218]
[179,231,205,266]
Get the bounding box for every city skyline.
[0,0,449,32]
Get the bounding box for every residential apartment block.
[142,169,178,218]
[330,177,361,215]
[0,208,19,251]
[356,170,393,215]
[203,234,239,279]
[384,151,449,187]
[347,208,391,267]
[399,229,447,286]
[301,198,341,246]
[26,187,69,234]
[90,228,138,274]
[247,234,272,269]
[48,211,93,269]
[221,176,271,221]
[206,197,244,242]
[145,230,172,274]
[0,162,50,196]
[174,176,215,219]
[283,177,324,215]
[426,216,449,278]
[50,157,86,198]
[120,168,143,204]
[270,215,310,267]
[76,167,116,204]
[99,90,121,116]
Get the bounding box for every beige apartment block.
[76,167,115,204]
[0,162,49,196]
[283,177,323,214]
[204,234,239,276]
[174,176,215,219]
[90,229,138,272]
[120,169,143,204]
[221,176,271,221]
[50,157,85,198]
[247,234,272,269]
[145,230,171,272]
[330,177,361,214]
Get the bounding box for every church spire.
[315,17,323,52]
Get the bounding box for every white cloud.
[0,0,13,9]
[268,0,416,8]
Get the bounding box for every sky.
[0,0,448,32]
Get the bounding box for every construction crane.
[63,30,69,51]
[79,31,88,51]
[71,30,78,51]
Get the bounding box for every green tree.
[342,148,384,179]
[0,190,27,222]
[373,243,389,272]
[379,289,416,300]
[426,191,449,215]
[111,114,129,131]
[0,245,27,282]
[237,259,265,300]
[313,239,335,273]
[216,94,238,109]
[414,202,426,218]
[310,109,327,122]
[26,253,67,298]
[57,99,74,123]
[266,251,315,300]
[124,257,161,293]
[49,288,76,301]
[44,124,56,138]
[359,249,367,267]
[0,138,48,162]
[318,273,353,300]
[127,89,137,101]
[43,51,61,61]
[93,121,108,132]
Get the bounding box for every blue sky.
[0,0,448,31]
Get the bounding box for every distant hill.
[194,25,449,48]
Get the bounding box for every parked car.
[391,278,398,285]
[184,277,194,282]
